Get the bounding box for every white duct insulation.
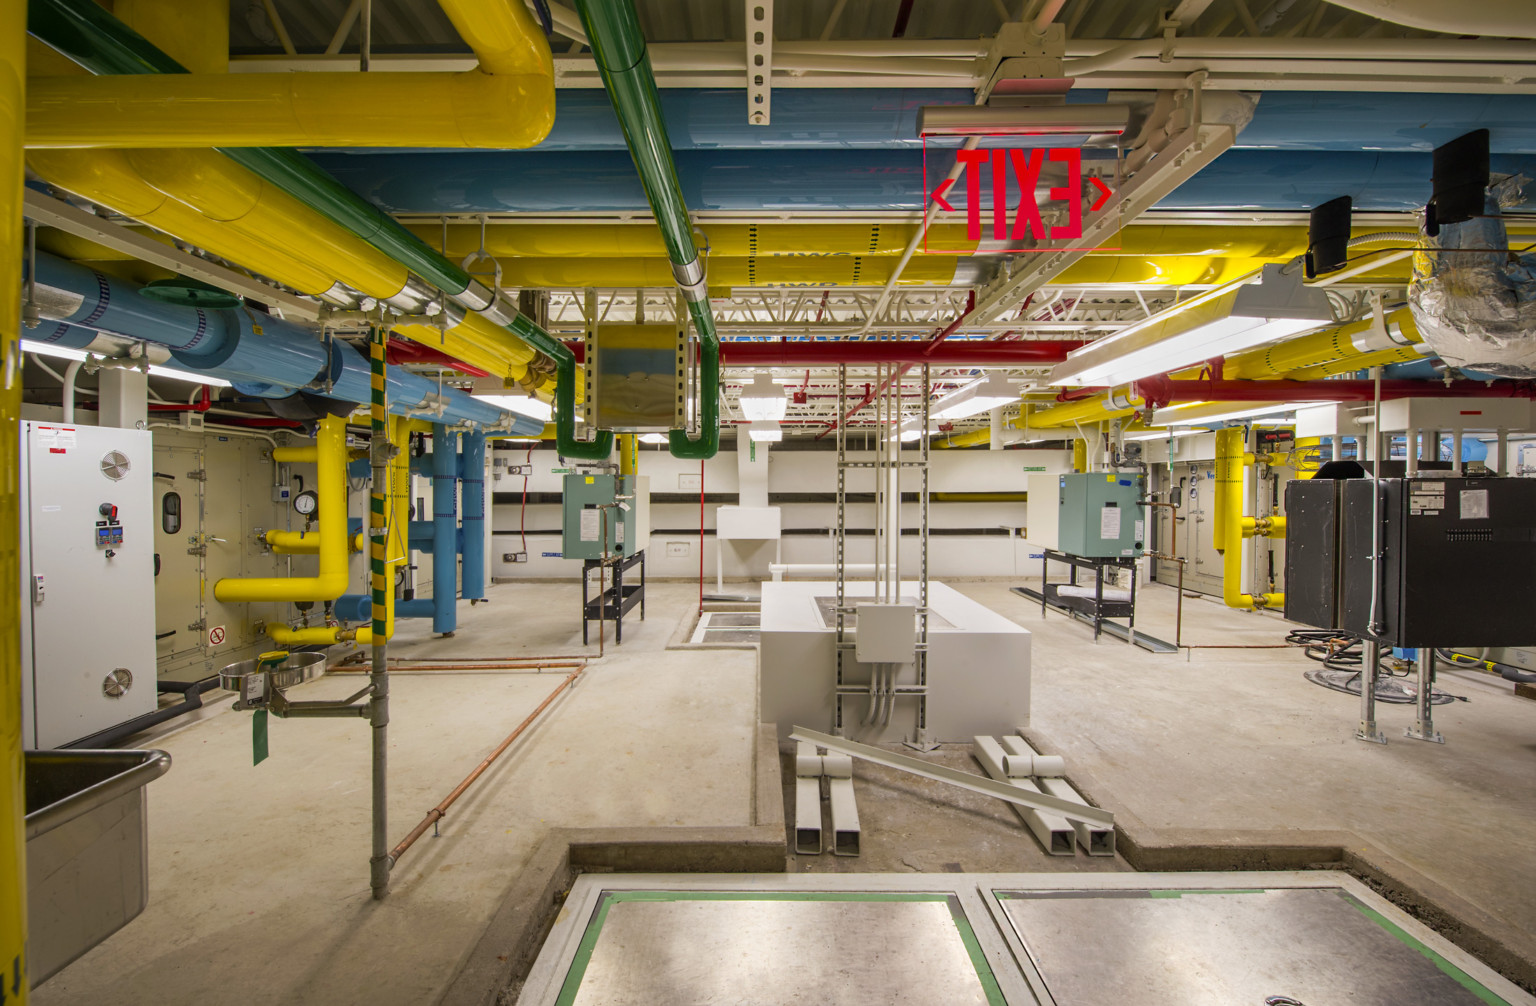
[1321,0,1536,38]
[1409,188,1536,379]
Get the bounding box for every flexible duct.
[576,0,721,460]
[1409,195,1536,379]
[1224,308,1422,379]
[215,416,350,603]
[1318,0,1536,37]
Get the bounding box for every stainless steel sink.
[24,748,171,987]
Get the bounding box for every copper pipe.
[389,666,583,865]
[335,661,585,672]
[1149,551,1186,648]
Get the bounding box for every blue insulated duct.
[324,341,545,433]
[25,319,102,351]
[309,90,1536,154]
[306,148,1536,215]
[431,426,459,635]
[458,432,486,601]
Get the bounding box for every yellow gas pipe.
[1,5,28,990]
[214,416,350,603]
[265,415,409,646]
[1214,426,1285,610]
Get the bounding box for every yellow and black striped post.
[367,326,391,899]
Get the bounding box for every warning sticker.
[208,625,227,646]
[1460,488,1490,520]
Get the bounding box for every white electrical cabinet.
[20,423,157,748]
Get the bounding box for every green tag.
[750,441,757,462]
[253,709,269,766]
[1021,466,1046,471]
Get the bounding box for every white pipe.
[770,563,877,581]
[61,359,82,423]
[1030,0,1068,34]
[1316,0,1536,38]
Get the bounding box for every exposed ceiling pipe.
[575,0,721,459]
[1146,378,1535,405]
[566,339,1084,367]
[1318,0,1536,38]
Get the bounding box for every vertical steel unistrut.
[834,363,847,734]
[368,326,392,898]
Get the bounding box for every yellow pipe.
[1224,308,1422,380]
[0,5,28,989]
[215,416,351,603]
[266,530,365,554]
[26,149,339,296]
[1215,427,1284,610]
[1027,387,1144,428]
[1072,439,1087,472]
[114,0,229,73]
[618,434,638,476]
[266,416,410,645]
[28,71,554,150]
[124,149,410,296]
[27,0,553,149]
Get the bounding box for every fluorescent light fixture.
[1150,401,1324,426]
[746,421,782,442]
[638,432,669,444]
[472,394,552,423]
[929,374,1018,421]
[1049,264,1334,388]
[918,104,1130,137]
[1123,429,1204,442]
[739,373,788,421]
[22,339,232,387]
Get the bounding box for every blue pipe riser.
[459,432,487,601]
[303,90,1536,154]
[336,594,371,622]
[431,428,459,635]
[308,148,1536,214]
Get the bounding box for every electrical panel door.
[560,473,640,560]
[1056,472,1146,558]
[21,424,157,748]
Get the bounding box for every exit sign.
[921,144,1117,254]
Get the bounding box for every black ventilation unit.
[1305,195,1352,279]
[1426,128,1490,237]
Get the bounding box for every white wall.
[490,443,1072,581]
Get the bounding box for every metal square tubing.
[999,736,1115,856]
[974,736,1074,856]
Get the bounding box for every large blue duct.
[431,426,459,635]
[307,147,1536,215]
[458,432,486,602]
[307,90,1536,154]
[28,251,541,432]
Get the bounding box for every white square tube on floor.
[823,753,860,857]
[1000,735,1115,856]
[974,736,1075,856]
[794,741,823,855]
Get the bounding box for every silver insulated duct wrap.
[1409,185,1536,378]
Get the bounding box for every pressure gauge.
[292,490,319,516]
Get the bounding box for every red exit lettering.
[929,147,1113,242]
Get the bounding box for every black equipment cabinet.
[1282,478,1344,630]
[1330,477,1536,646]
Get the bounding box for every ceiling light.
[638,432,669,444]
[1122,429,1205,442]
[22,339,232,387]
[472,394,552,423]
[917,104,1131,137]
[1048,264,1334,388]
[929,374,1018,421]
[1149,401,1325,426]
[747,421,782,442]
[739,373,788,421]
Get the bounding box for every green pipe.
[27,0,609,457]
[575,0,720,460]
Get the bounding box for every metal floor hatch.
[517,872,1534,1006]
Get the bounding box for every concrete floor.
[948,579,1536,949]
[34,582,757,1006]
[36,576,1536,1003]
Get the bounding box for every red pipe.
[387,339,492,378]
[921,291,975,356]
[563,339,1083,368]
[148,385,213,412]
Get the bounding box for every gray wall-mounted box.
[1056,472,1146,558]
